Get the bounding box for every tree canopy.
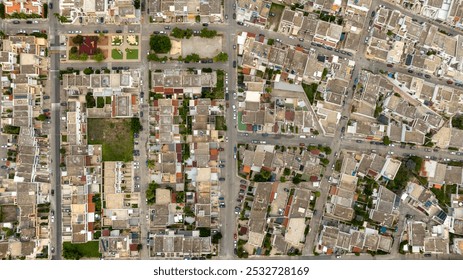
[149,35,172,54]
[214,52,229,62]
[72,35,84,45]
[200,28,217,38]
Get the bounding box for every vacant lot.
[88,118,133,162]
[63,241,100,260]
[181,36,222,58]
[0,205,17,222]
[268,3,285,31]
[215,116,227,130]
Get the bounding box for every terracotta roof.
[174,88,183,93]
[102,229,110,237]
[247,32,256,38]
[165,88,174,94]
[239,226,248,235]
[242,165,251,174]
[210,149,218,156]
[129,244,138,251]
[154,86,164,92]
[329,186,337,195]
[131,95,137,105]
[242,68,251,75]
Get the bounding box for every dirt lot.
[87,118,134,162]
[268,3,285,31]
[181,36,222,58]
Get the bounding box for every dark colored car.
[218,164,225,168]
[51,189,54,196]
[116,30,122,33]
[202,23,209,26]
[26,20,32,24]
[102,30,108,34]
[233,13,236,19]
[219,177,225,181]
[424,74,431,78]
[12,20,20,24]
[233,60,237,68]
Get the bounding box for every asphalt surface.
[48,2,63,260]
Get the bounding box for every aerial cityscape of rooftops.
[1,0,463,261]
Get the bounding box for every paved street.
[48,2,63,260]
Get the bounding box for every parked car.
[116,30,122,33]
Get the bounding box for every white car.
[76,30,82,34]
[232,105,236,111]
[225,137,229,142]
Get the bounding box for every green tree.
[83,68,94,75]
[176,191,185,203]
[214,52,229,62]
[86,92,96,108]
[200,28,217,38]
[72,35,84,45]
[130,118,142,133]
[184,53,201,63]
[253,170,272,182]
[149,35,172,54]
[133,0,141,9]
[63,246,82,260]
[171,27,185,38]
[147,160,156,169]
[452,114,463,130]
[146,182,159,205]
[36,114,47,121]
[211,232,223,244]
[0,3,6,19]
[93,52,105,62]
[382,136,391,145]
[70,46,78,54]
[3,125,20,134]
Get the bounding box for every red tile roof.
[129,244,138,251]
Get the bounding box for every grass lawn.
[111,49,123,60]
[212,70,224,98]
[215,115,227,130]
[126,49,139,60]
[63,241,100,259]
[88,118,133,162]
[238,111,247,131]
